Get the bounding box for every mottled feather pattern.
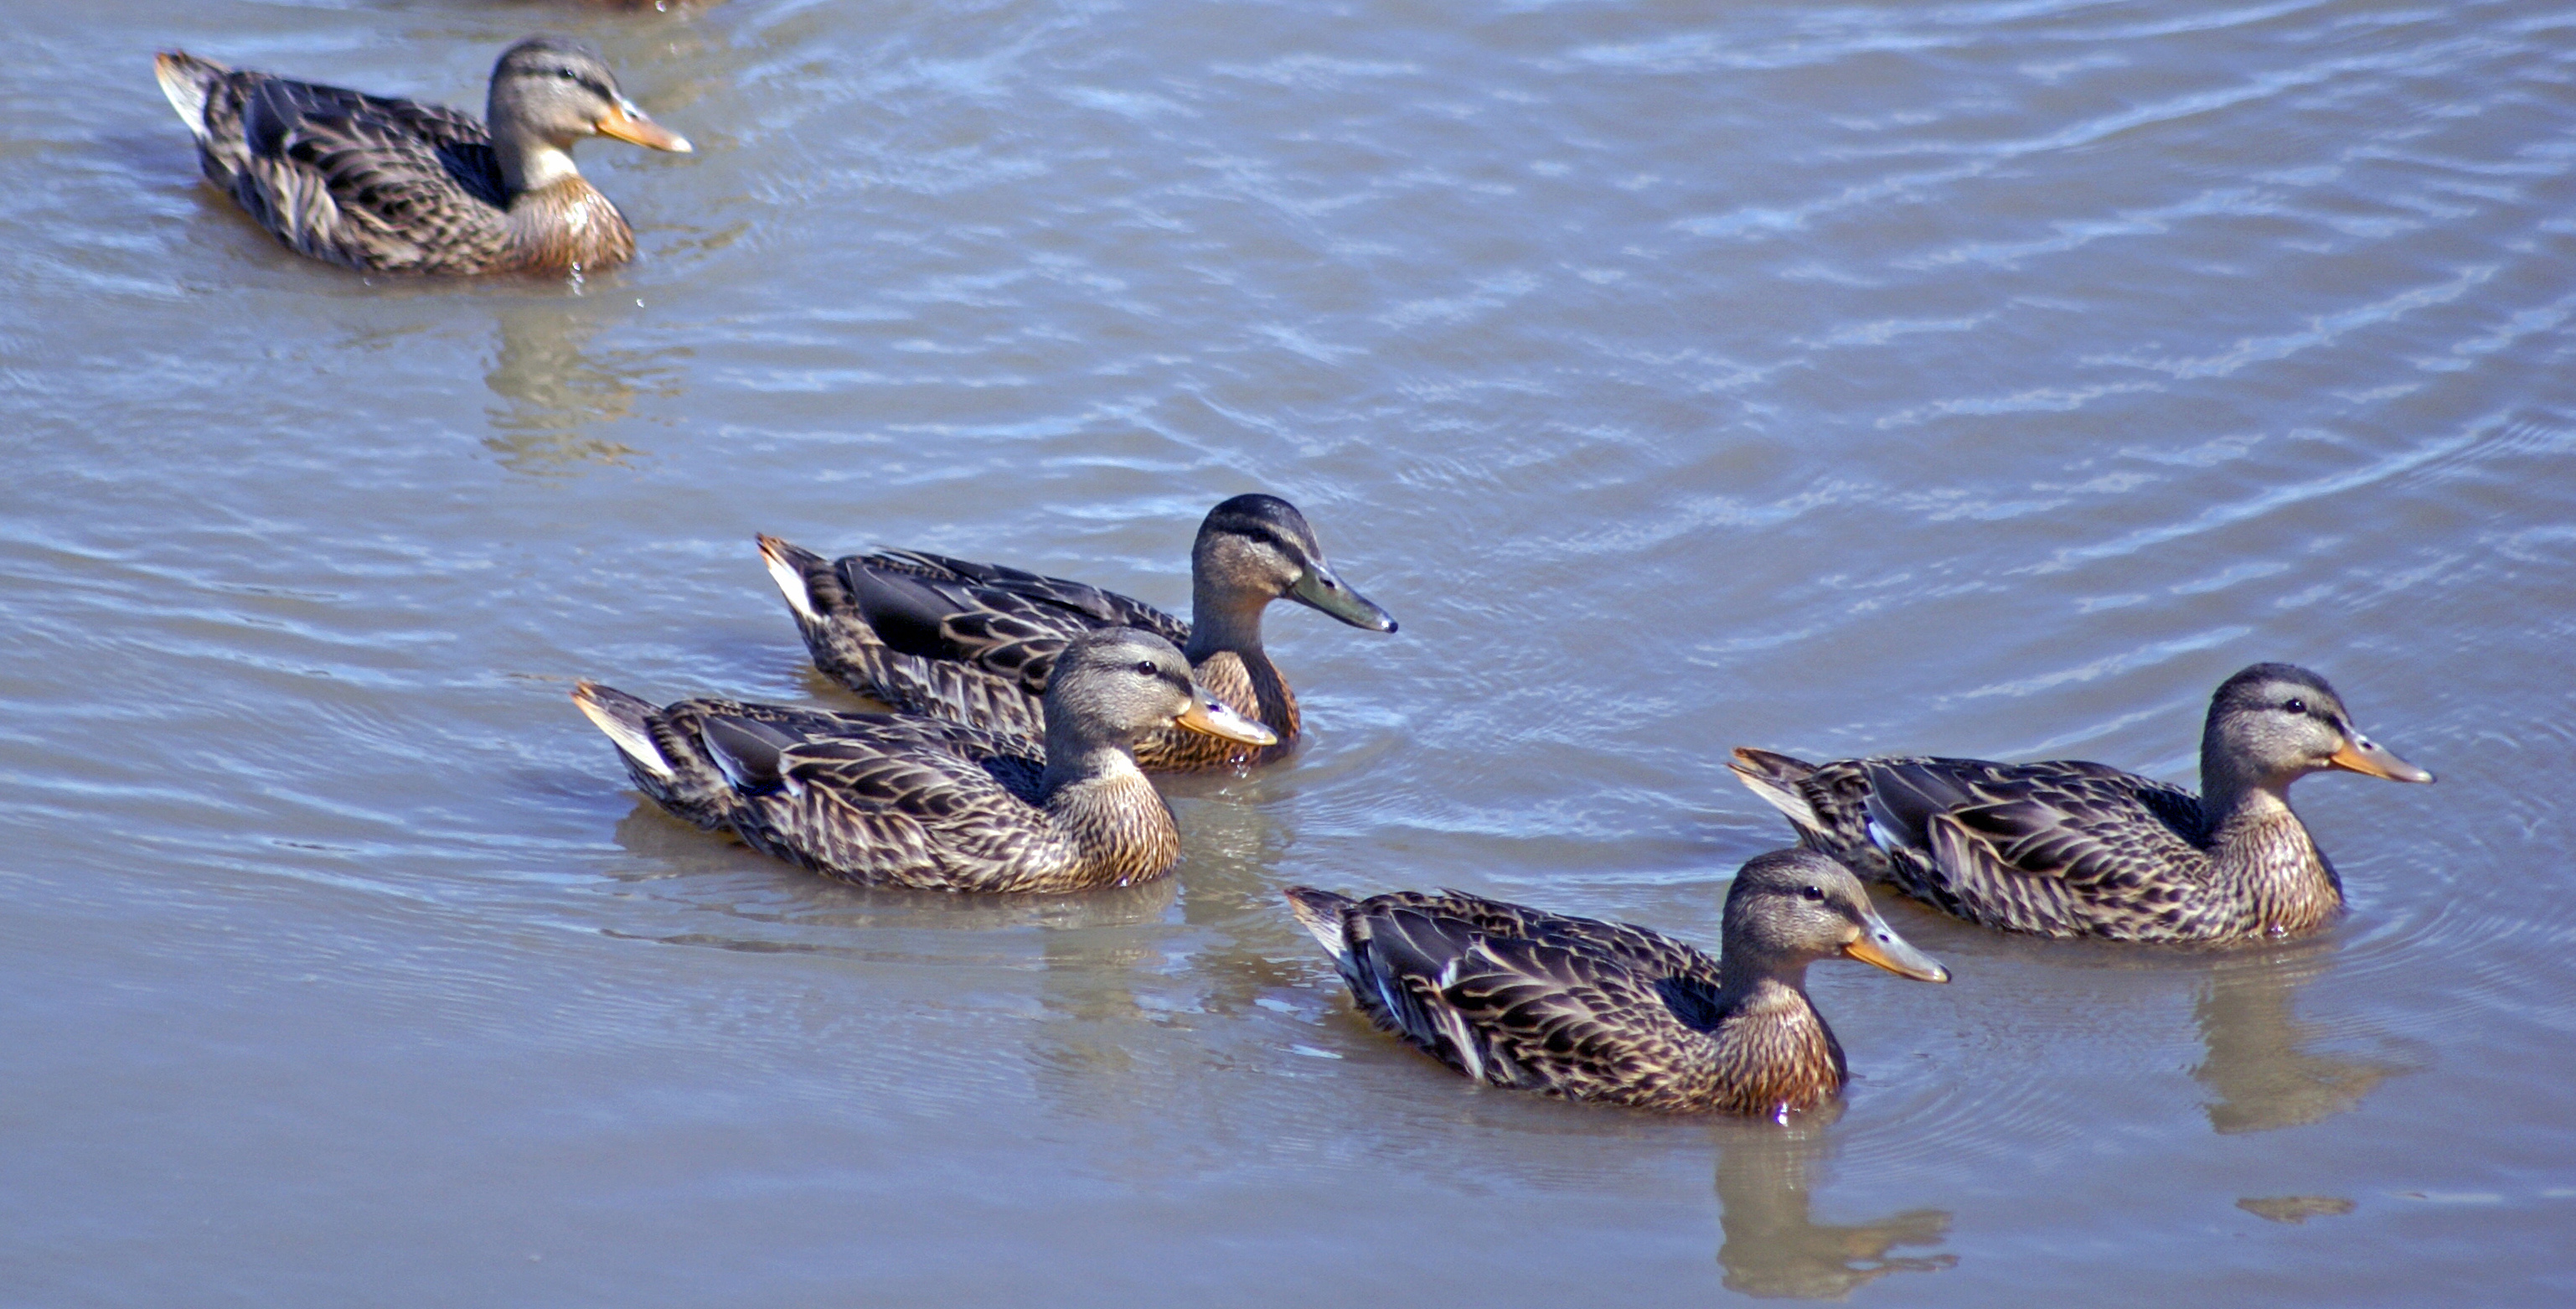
[739,739,1094,892]
[588,690,1040,835]
[1738,751,2334,941]
[770,540,1295,770]
[583,684,1183,893]
[1290,890,1849,1115]
[860,549,1192,642]
[158,54,637,274]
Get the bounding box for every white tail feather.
[153,54,217,143]
[1284,897,1351,961]
[1730,764,1822,832]
[574,691,674,781]
[759,538,821,624]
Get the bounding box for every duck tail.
[1728,746,1829,836]
[756,534,843,627]
[1283,887,1357,962]
[153,52,227,141]
[573,683,776,831]
[573,680,674,780]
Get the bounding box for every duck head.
[1190,494,1396,643]
[2201,663,2434,797]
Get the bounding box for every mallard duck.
[757,494,1396,772]
[154,35,689,275]
[573,629,1275,892]
[1729,663,2434,943]
[1283,850,1949,1117]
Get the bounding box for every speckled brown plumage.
[574,629,1273,894]
[1730,663,2435,943]
[154,37,686,276]
[756,494,1392,774]
[1284,851,1948,1117]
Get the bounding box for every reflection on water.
[1711,1123,1955,1301]
[605,799,1180,946]
[2238,1195,2357,1225]
[1029,921,1167,1123]
[2191,946,2415,1136]
[482,301,684,474]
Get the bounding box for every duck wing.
[860,549,1192,645]
[759,536,1190,742]
[221,70,507,272]
[1328,892,1720,1101]
[704,715,1067,892]
[840,552,1187,694]
[1861,758,2207,934]
[576,686,1044,835]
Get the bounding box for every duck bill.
[2328,735,2434,784]
[1841,911,1949,983]
[596,99,692,153]
[1288,562,1397,634]
[1174,689,1278,747]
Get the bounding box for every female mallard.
[1729,663,2434,943]
[573,629,1274,893]
[757,494,1396,772]
[154,35,690,275]
[1283,850,1949,1118]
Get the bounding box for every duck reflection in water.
[2192,944,2413,1134]
[483,301,679,473]
[1711,1121,1954,1300]
[603,798,1178,948]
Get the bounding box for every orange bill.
[1174,690,1277,747]
[1841,909,1950,983]
[2328,735,2434,784]
[596,100,692,153]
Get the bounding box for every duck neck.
[492,126,584,204]
[2201,778,2338,934]
[496,168,632,272]
[1717,955,1814,1016]
[1185,583,1269,662]
[1040,715,1137,797]
[1711,959,1846,1115]
[1037,726,1177,883]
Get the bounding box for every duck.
[1728,662,2434,943]
[757,493,1396,772]
[154,35,690,275]
[573,629,1275,893]
[1283,849,1949,1117]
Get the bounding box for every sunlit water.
[7,0,2573,1303]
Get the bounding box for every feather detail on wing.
[214,72,509,272]
[1317,892,1722,1099]
[1864,759,2206,887]
[761,536,1191,746]
[713,715,1083,892]
[1847,758,2207,935]
[856,549,1192,645]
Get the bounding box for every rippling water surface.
[8,0,2574,1302]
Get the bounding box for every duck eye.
[1799,885,1825,902]
[557,68,579,80]
[1134,660,1158,677]
[2284,698,2307,715]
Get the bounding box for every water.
[6,0,2573,1302]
